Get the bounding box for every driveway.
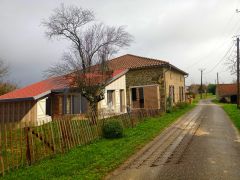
[106,99,240,180]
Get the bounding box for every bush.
[102,120,123,139]
[176,102,188,109]
[166,96,173,113]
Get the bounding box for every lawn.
[212,100,240,131]
[1,103,196,180]
[194,93,216,101]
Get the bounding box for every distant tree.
[43,4,132,118]
[207,84,216,95]
[198,84,207,94]
[226,52,239,76]
[0,59,17,95]
[0,59,8,81]
[188,84,198,96]
[0,82,17,95]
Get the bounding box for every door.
[143,85,159,109]
[120,90,125,112]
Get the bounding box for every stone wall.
[125,67,165,111]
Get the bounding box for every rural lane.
[106,99,240,180]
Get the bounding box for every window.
[66,95,71,114]
[138,87,144,108]
[131,88,137,101]
[72,95,81,114]
[107,90,115,108]
[180,87,182,102]
[46,97,51,116]
[139,88,144,100]
[173,86,175,103]
[182,87,184,101]
[63,94,83,114]
[169,85,172,98]
[169,85,175,103]
[120,89,125,112]
[131,87,145,109]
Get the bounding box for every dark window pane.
[107,90,114,106]
[132,88,137,101]
[73,95,81,114]
[139,87,144,100]
[46,97,51,116]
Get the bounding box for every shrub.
[166,96,173,113]
[176,102,188,109]
[102,120,123,139]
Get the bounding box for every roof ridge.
[126,54,169,63]
[218,83,237,85]
[108,54,168,64]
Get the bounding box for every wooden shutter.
[144,85,159,109]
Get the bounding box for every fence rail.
[0,108,163,176]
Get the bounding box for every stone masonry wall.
[125,67,165,111]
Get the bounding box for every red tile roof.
[0,76,68,101]
[217,84,237,97]
[108,54,167,70]
[107,54,187,75]
[0,69,125,101]
[0,54,187,101]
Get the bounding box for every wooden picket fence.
[0,108,163,176]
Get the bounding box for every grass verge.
[212,99,240,131]
[1,104,196,180]
[194,93,216,101]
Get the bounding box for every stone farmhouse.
[0,54,187,125]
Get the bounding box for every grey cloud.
[0,0,239,86]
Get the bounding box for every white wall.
[36,97,52,125]
[98,75,127,113]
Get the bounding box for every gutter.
[0,97,34,103]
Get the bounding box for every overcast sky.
[0,0,240,87]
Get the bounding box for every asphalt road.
[106,99,240,180]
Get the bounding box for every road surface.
[106,99,240,180]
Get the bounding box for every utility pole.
[217,72,219,85]
[236,9,240,108]
[237,37,240,108]
[199,69,205,99]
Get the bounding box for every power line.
[237,36,240,108]
[185,40,232,70]
[185,8,240,70]
[205,41,235,74]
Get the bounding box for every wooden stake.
[0,123,5,176]
[25,127,31,165]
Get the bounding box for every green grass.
[212,100,240,131]
[1,104,196,180]
[194,93,216,101]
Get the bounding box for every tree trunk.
[89,102,98,124]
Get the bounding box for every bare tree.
[43,4,132,117]
[0,59,17,95]
[226,53,237,75]
[0,59,8,81]
[0,82,17,95]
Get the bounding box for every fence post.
[0,155,3,177]
[25,127,31,165]
[0,124,4,176]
